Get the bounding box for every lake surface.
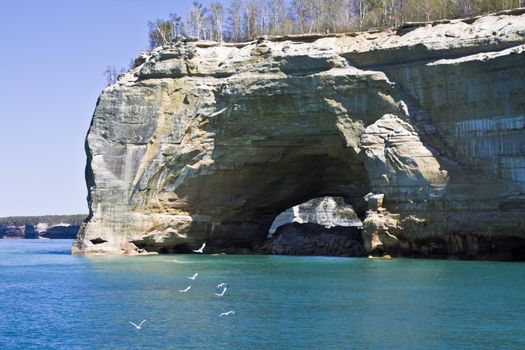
[1,239,524,349]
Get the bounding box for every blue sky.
[0,0,207,216]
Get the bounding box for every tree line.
[105,0,523,84]
[0,214,86,227]
[148,0,525,46]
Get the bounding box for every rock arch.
[73,15,525,257]
[73,52,405,255]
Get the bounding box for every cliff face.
[73,9,525,258]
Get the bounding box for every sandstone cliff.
[73,9,525,259]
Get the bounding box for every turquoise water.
[1,240,525,349]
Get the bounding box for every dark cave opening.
[90,237,108,245]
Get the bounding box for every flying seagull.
[188,273,199,280]
[129,319,147,329]
[193,242,206,253]
[215,286,227,297]
[217,282,227,289]
[219,311,235,317]
[179,285,192,293]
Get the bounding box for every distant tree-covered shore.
[0,214,86,227]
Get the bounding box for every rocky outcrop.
[257,222,366,257]
[38,224,80,239]
[268,196,361,236]
[74,9,525,259]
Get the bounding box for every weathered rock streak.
[73,10,525,258]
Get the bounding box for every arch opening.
[255,196,366,257]
[132,74,385,255]
[171,144,372,253]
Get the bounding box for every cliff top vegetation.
[148,0,525,46]
[104,1,524,85]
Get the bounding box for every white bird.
[128,319,147,329]
[214,286,227,297]
[219,311,235,317]
[192,242,206,253]
[217,282,227,289]
[188,273,198,280]
[179,285,192,293]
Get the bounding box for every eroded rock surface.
[257,223,366,257]
[73,10,525,259]
[268,196,362,236]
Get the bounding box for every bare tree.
[354,0,366,30]
[209,2,225,41]
[243,0,260,38]
[148,19,173,48]
[268,0,287,34]
[169,13,185,37]
[258,0,270,35]
[323,0,344,33]
[187,2,207,39]
[103,65,126,86]
[227,0,243,41]
[144,0,523,45]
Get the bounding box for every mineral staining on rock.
[73,10,525,259]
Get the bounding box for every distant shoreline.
[0,214,86,239]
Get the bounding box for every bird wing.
[139,319,147,327]
[129,321,138,328]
